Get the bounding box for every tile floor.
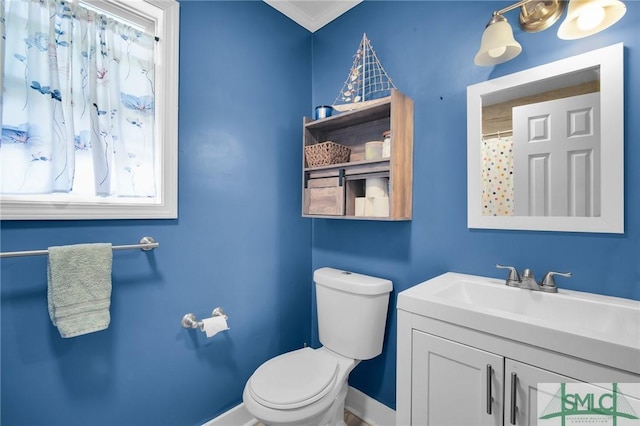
[254,410,371,426]
[344,410,371,426]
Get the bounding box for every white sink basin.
[398,272,640,374]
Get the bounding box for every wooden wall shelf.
[302,89,414,220]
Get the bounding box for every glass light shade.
[558,0,627,39]
[474,18,523,66]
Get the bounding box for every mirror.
[467,43,624,233]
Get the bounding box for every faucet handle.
[541,271,572,288]
[496,264,521,282]
[521,268,535,280]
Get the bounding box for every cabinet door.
[504,359,577,425]
[412,331,503,426]
[507,360,640,426]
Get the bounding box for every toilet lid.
[248,348,339,409]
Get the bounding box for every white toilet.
[242,267,393,426]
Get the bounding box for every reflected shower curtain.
[1,0,156,197]
[481,135,515,216]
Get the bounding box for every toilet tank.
[314,267,393,360]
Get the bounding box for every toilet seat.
[247,348,339,410]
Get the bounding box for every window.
[0,0,179,219]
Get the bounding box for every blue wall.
[310,0,640,411]
[2,1,639,425]
[0,1,311,425]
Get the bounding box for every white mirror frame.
[0,0,179,220]
[467,43,624,233]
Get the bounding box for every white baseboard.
[201,402,255,426]
[203,387,396,426]
[345,386,396,426]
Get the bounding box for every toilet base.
[243,347,358,426]
[323,380,348,426]
[244,379,349,426]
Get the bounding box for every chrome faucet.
[495,264,572,293]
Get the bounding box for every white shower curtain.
[1,0,156,197]
[481,135,514,216]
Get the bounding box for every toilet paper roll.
[364,197,389,217]
[364,197,376,216]
[355,197,366,216]
[201,316,229,338]
[372,196,389,217]
[365,178,389,198]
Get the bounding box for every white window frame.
[0,0,179,220]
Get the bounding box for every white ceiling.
[263,0,362,32]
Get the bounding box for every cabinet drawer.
[304,176,344,216]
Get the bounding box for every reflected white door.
[513,92,600,217]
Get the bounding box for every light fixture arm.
[494,0,534,17]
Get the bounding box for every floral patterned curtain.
[1,0,156,197]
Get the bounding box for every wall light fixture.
[474,0,626,66]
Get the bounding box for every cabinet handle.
[510,372,517,425]
[486,364,492,415]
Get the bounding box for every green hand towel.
[47,243,113,338]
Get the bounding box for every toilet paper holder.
[181,307,228,330]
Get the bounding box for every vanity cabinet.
[302,89,413,220]
[410,330,578,425]
[397,310,639,426]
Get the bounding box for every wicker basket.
[305,141,351,167]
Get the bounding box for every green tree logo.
[540,383,639,425]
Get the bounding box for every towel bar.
[0,236,159,258]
